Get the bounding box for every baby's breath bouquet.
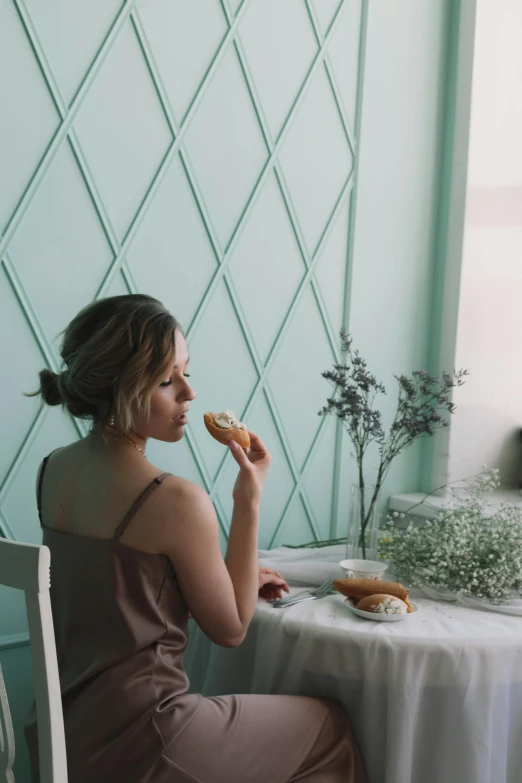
[378,469,522,603]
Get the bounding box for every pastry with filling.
[204,410,250,449]
[356,594,409,614]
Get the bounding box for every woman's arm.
[158,432,276,647]
[223,432,273,628]
[223,496,260,630]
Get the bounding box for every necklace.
[90,428,147,459]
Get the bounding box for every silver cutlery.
[270,578,333,605]
[270,578,334,608]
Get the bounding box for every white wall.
[448,0,522,486]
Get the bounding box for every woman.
[24,294,367,783]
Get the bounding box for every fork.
[270,579,334,608]
[269,578,333,605]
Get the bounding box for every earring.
[109,413,115,427]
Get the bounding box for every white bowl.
[339,559,388,580]
[344,597,417,622]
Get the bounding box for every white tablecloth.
[184,548,522,783]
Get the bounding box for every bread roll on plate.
[204,410,250,449]
[334,578,412,612]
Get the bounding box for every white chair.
[0,538,67,782]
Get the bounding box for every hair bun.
[38,368,63,406]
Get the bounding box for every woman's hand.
[229,431,272,506]
[258,566,289,601]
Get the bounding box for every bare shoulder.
[157,474,212,518]
[130,473,216,553]
[34,444,68,495]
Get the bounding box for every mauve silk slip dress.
[25,454,366,783]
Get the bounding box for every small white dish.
[339,559,388,580]
[344,598,417,622]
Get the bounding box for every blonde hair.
[26,295,180,432]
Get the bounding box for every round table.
[184,589,522,783]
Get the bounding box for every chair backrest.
[0,663,15,783]
[0,537,67,783]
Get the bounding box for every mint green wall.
[336,0,456,518]
[1,1,456,779]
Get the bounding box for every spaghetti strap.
[37,448,63,523]
[113,473,171,541]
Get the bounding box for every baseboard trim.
[0,632,30,651]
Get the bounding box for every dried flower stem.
[320,330,468,557]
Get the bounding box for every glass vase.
[346,484,381,560]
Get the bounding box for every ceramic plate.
[344,598,418,622]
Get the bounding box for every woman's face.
[133,330,196,443]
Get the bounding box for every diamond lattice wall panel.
[314,205,351,333]
[310,0,342,35]
[183,45,269,249]
[126,155,218,330]
[0,0,60,232]
[0,0,367,552]
[138,0,228,123]
[237,0,318,139]
[0,266,44,484]
[326,0,363,131]
[74,21,173,239]
[0,12,466,783]
[279,64,354,255]
[228,172,306,362]
[301,416,338,541]
[1,410,78,544]
[271,495,314,548]
[24,0,123,105]
[268,285,337,470]
[104,270,131,298]
[9,144,115,341]
[227,0,242,15]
